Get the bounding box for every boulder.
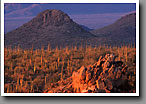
[72,71,80,92]
[86,70,92,83]
[116,70,122,79]
[81,89,89,93]
[88,85,96,91]
[102,61,111,69]
[96,56,103,66]
[79,66,86,81]
[96,79,106,90]
[107,54,115,62]
[104,79,113,90]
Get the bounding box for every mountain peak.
[29,9,72,27]
[5,9,95,49]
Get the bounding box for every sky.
[4,3,136,33]
[38,3,136,14]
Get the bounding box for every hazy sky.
[5,3,136,15]
[37,3,136,14]
[4,3,136,33]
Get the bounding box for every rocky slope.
[91,13,136,42]
[44,54,136,93]
[5,9,95,49]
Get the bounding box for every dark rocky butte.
[5,9,95,49]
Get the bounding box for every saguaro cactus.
[61,59,64,81]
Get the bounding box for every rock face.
[28,9,72,27]
[5,9,95,49]
[44,54,136,93]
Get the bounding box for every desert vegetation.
[4,44,136,93]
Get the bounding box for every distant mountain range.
[5,9,136,49]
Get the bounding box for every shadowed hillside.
[91,13,136,42]
[5,9,96,49]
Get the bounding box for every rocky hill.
[44,54,136,93]
[91,13,136,42]
[5,9,95,49]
